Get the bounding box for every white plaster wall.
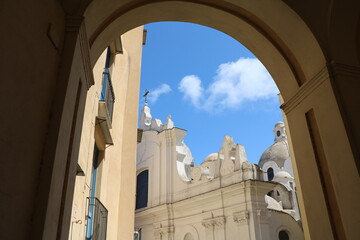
[135,181,303,240]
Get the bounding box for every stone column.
[213,217,226,240]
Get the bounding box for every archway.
[3,1,358,240]
[69,1,356,240]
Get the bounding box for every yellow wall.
[69,27,144,240]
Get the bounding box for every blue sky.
[139,22,283,165]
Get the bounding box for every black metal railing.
[100,69,115,122]
[85,197,108,240]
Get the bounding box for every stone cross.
[143,89,149,103]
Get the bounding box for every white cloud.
[148,84,172,103]
[178,75,204,108]
[178,58,279,112]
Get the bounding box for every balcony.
[86,197,108,240]
[96,69,115,145]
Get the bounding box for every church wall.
[265,211,304,240]
[135,180,304,240]
[137,131,161,208]
[136,118,304,239]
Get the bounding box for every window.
[136,170,149,209]
[267,167,274,181]
[86,145,108,240]
[279,230,289,240]
[277,130,281,137]
[100,47,115,122]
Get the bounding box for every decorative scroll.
[233,210,249,224]
[201,216,226,229]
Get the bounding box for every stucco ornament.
[220,135,235,176]
[233,211,249,224]
[139,103,152,129]
[201,216,226,229]
[201,153,221,180]
[191,166,202,181]
[139,103,175,132]
[265,195,283,211]
[176,135,195,182]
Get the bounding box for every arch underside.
[85,0,326,102]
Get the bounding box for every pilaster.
[233,211,250,240]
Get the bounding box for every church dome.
[204,153,218,162]
[258,140,290,168]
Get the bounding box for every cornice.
[328,62,360,78]
[281,62,360,115]
[281,65,328,114]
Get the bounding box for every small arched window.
[267,167,274,181]
[136,170,148,209]
[277,130,281,137]
[279,230,290,240]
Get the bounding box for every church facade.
[135,104,303,240]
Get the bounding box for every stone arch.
[3,1,360,239]
[84,0,326,101]
[136,167,149,176]
[78,1,354,240]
